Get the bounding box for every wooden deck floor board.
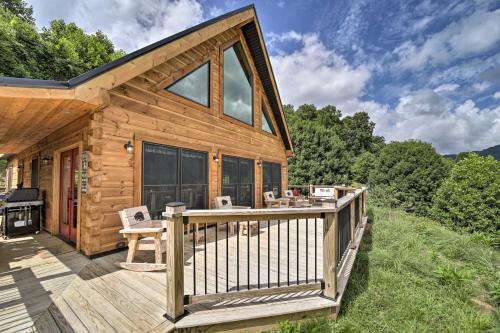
[0,215,366,332]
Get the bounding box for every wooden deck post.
[165,211,185,321]
[350,200,356,249]
[323,211,337,300]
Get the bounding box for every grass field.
[272,206,500,332]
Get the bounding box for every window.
[261,102,275,134]
[31,158,39,188]
[166,62,209,107]
[262,161,282,198]
[142,142,207,218]
[223,42,253,125]
[222,155,254,207]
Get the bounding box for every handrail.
[164,187,368,321]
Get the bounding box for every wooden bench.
[118,206,167,271]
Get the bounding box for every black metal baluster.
[268,219,270,288]
[204,223,207,294]
[237,221,240,291]
[215,222,218,294]
[306,218,309,284]
[226,222,229,293]
[278,220,280,287]
[297,219,299,285]
[247,221,250,291]
[287,219,290,286]
[258,220,260,289]
[314,218,317,283]
[193,224,196,295]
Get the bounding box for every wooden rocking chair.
[214,196,256,235]
[263,191,290,208]
[117,206,167,272]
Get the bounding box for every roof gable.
[0,5,293,153]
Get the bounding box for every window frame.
[221,154,255,208]
[31,157,39,188]
[261,99,276,135]
[222,41,255,127]
[164,61,211,108]
[141,141,208,217]
[262,161,282,198]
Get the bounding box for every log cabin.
[0,5,293,256]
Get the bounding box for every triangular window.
[261,102,275,134]
[166,62,209,107]
[223,42,253,125]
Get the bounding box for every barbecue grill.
[0,188,43,239]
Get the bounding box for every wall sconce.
[213,153,219,162]
[282,164,287,169]
[42,156,52,165]
[124,141,134,154]
[17,160,24,171]
[256,159,262,167]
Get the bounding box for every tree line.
[286,104,499,247]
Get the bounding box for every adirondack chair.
[263,191,290,208]
[284,190,311,207]
[214,196,256,235]
[117,206,167,271]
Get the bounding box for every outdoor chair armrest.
[232,205,252,209]
[119,227,163,234]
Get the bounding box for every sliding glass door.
[142,142,207,218]
[222,155,254,207]
[262,161,282,198]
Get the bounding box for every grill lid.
[5,188,39,202]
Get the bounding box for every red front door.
[59,148,79,243]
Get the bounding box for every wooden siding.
[82,27,288,255]
[4,26,288,256]
[6,116,90,252]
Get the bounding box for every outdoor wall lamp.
[213,153,220,162]
[124,141,134,154]
[42,156,52,165]
[256,159,262,167]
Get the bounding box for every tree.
[0,0,33,23]
[369,140,450,215]
[0,1,124,80]
[351,151,376,184]
[432,154,500,244]
[340,112,383,156]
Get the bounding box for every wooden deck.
[0,216,366,332]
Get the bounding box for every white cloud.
[394,8,500,70]
[384,90,500,153]
[28,0,204,52]
[472,81,490,92]
[494,92,500,100]
[270,32,371,108]
[434,83,459,94]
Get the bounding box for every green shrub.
[435,264,472,286]
[351,151,376,184]
[368,140,450,215]
[432,154,500,244]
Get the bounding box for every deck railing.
[164,187,368,321]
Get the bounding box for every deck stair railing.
[164,187,367,321]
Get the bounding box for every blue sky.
[28,0,500,154]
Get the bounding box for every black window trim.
[141,141,209,214]
[31,157,39,188]
[164,61,211,108]
[222,41,254,127]
[261,99,276,135]
[221,154,255,207]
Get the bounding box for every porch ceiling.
[0,96,94,154]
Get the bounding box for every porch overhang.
[0,90,98,155]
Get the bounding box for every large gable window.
[166,62,209,107]
[223,42,253,125]
[261,102,275,134]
